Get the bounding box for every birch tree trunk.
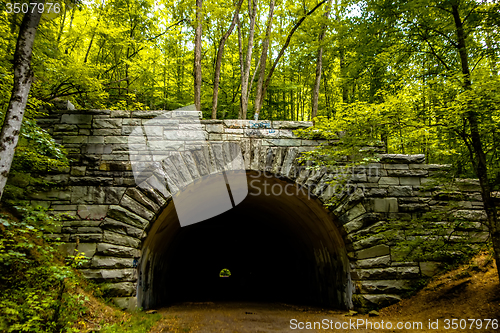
[211,0,244,119]
[194,0,203,111]
[0,2,44,200]
[247,55,261,104]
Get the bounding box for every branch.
[260,0,327,102]
[462,3,481,25]
[415,27,451,71]
[103,77,130,85]
[146,19,185,41]
[471,54,486,72]
[423,25,459,48]
[100,20,185,78]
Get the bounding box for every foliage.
[439,73,500,188]
[294,102,385,167]
[12,118,69,173]
[385,211,486,264]
[0,205,162,333]
[0,206,90,333]
[0,115,70,204]
[295,71,500,180]
[0,0,496,327]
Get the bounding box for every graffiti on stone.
[249,121,271,129]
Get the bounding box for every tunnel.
[137,171,353,309]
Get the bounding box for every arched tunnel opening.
[138,172,353,310]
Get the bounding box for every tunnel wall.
[28,108,489,311]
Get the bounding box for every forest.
[0,0,499,331]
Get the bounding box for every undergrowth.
[0,206,91,332]
[0,205,161,333]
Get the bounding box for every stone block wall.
[28,108,489,311]
[327,157,488,309]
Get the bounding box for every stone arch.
[136,172,354,309]
[84,150,482,312]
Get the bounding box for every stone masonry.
[30,108,489,311]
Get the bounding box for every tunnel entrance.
[138,172,353,310]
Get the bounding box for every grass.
[100,312,162,333]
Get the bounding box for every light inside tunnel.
[138,172,353,309]
[219,268,231,278]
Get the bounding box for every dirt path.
[148,253,500,333]
[148,295,499,333]
[148,302,450,333]
[149,302,374,333]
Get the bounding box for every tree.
[298,0,500,279]
[311,0,333,120]
[254,0,327,120]
[253,0,276,120]
[449,1,500,279]
[237,0,257,119]
[211,0,245,119]
[194,0,203,111]
[0,2,44,200]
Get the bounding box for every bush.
[0,206,88,333]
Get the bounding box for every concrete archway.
[138,172,353,310]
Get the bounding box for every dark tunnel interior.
[138,173,353,309]
[162,208,313,304]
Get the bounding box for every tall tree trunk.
[323,67,331,118]
[0,2,44,200]
[84,34,95,63]
[485,30,498,76]
[311,46,324,121]
[84,2,104,63]
[211,0,244,119]
[451,3,500,280]
[334,0,348,103]
[311,0,333,120]
[253,0,276,120]
[194,0,203,111]
[56,2,68,45]
[65,4,76,55]
[247,55,261,103]
[238,26,246,116]
[339,46,348,103]
[237,16,244,86]
[238,0,257,119]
